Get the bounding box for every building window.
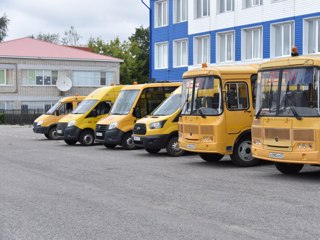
[194,35,210,65]
[174,0,188,23]
[243,27,262,60]
[195,0,210,18]
[218,0,234,14]
[217,32,234,63]
[155,42,168,69]
[243,0,262,8]
[0,101,14,110]
[305,18,320,54]
[272,22,293,57]
[0,69,6,85]
[22,70,59,86]
[73,71,104,86]
[155,0,168,28]
[173,39,188,67]
[21,101,55,112]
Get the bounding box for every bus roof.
[183,64,259,78]
[85,85,124,100]
[121,82,181,91]
[259,55,320,70]
[60,95,86,102]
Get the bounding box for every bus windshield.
[181,76,222,116]
[110,90,140,115]
[152,93,181,116]
[255,67,320,118]
[72,100,97,114]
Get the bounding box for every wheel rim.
[170,140,181,153]
[51,129,58,139]
[83,134,93,145]
[237,140,253,162]
[126,136,135,148]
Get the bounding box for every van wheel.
[79,130,95,146]
[48,126,59,140]
[104,143,116,149]
[275,163,304,174]
[145,148,161,154]
[200,153,224,162]
[231,135,259,167]
[65,139,77,145]
[121,132,136,150]
[44,133,50,139]
[166,136,184,157]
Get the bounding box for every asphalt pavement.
[0,125,320,240]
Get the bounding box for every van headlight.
[109,122,118,130]
[67,120,75,127]
[37,121,43,126]
[150,120,166,129]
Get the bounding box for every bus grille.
[96,124,108,132]
[133,123,146,135]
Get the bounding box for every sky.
[0,0,150,44]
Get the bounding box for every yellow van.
[179,64,259,166]
[57,85,123,146]
[33,95,85,140]
[132,86,184,156]
[95,82,181,150]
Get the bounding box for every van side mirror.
[133,107,141,118]
[55,110,60,116]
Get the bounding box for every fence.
[0,109,44,125]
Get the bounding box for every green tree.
[0,14,9,42]
[35,33,60,44]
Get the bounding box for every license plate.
[133,136,140,141]
[57,129,62,134]
[269,152,284,159]
[187,144,196,150]
[96,132,103,137]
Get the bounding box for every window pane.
[220,35,226,62]
[253,29,260,58]
[197,38,202,64]
[283,24,291,55]
[157,3,162,26]
[182,0,187,21]
[220,0,225,13]
[227,34,233,61]
[203,37,208,62]
[318,20,320,52]
[36,70,43,85]
[275,26,282,57]
[246,0,251,8]
[177,42,181,66]
[182,41,187,65]
[163,2,167,25]
[0,70,5,84]
[196,0,201,18]
[227,0,232,11]
[203,0,208,16]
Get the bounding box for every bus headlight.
[67,120,75,127]
[202,136,213,142]
[37,121,43,126]
[150,120,166,129]
[253,139,261,145]
[297,143,313,150]
[109,122,118,130]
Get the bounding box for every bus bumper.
[64,126,81,141]
[104,128,125,145]
[133,134,169,149]
[33,124,49,134]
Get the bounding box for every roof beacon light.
[291,46,299,57]
[202,63,208,68]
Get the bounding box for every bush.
[0,113,4,124]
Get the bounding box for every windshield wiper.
[289,106,302,120]
[198,108,206,118]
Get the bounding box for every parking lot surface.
[0,125,320,240]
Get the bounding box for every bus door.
[225,82,253,134]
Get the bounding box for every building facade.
[0,38,122,111]
[150,0,320,81]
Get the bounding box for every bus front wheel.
[231,136,259,167]
[200,153,224,162]
[275,162,304,174]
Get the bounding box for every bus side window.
[226,82,249,110]
[251,74,257,109]
[66,102,73,113]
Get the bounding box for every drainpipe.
[140,0,151,82]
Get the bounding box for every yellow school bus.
[252,53,320,174]
[95,82,181,150]
[179,63,259,166]
[33,95,85,140]
[56,85,123,146]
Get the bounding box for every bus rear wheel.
[231,136,259,167]
[275,163,304,174]
[200,153,224,162]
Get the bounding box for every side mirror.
[133,107,142,119]
[55,110,60,116]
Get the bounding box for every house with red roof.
[0,37,123,111]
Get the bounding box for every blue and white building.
[150,0,320,81]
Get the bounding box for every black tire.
[166,136,185,157]
[200,153,224,162]
[79,130,95,146]
[65,139,77,145]
[121,132,136,150]
[48,126,60,140]
[104,143,116,149]
[275,162,304,174]
[145,148,161,154]
[44,133,50,139]
[231,135,259,167]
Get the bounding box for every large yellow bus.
[178,64,259,166]
[252,52,320,174]
[95,82,181,150]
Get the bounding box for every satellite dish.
[56,76,72,92]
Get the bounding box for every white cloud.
[0,0,149,44]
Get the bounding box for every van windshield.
[72,100,98,114]
[46,101,61,115]
[255,67,319,117]
[152,94,181,116]
[110,90,140,115]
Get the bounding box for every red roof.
[0,37,123,62]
